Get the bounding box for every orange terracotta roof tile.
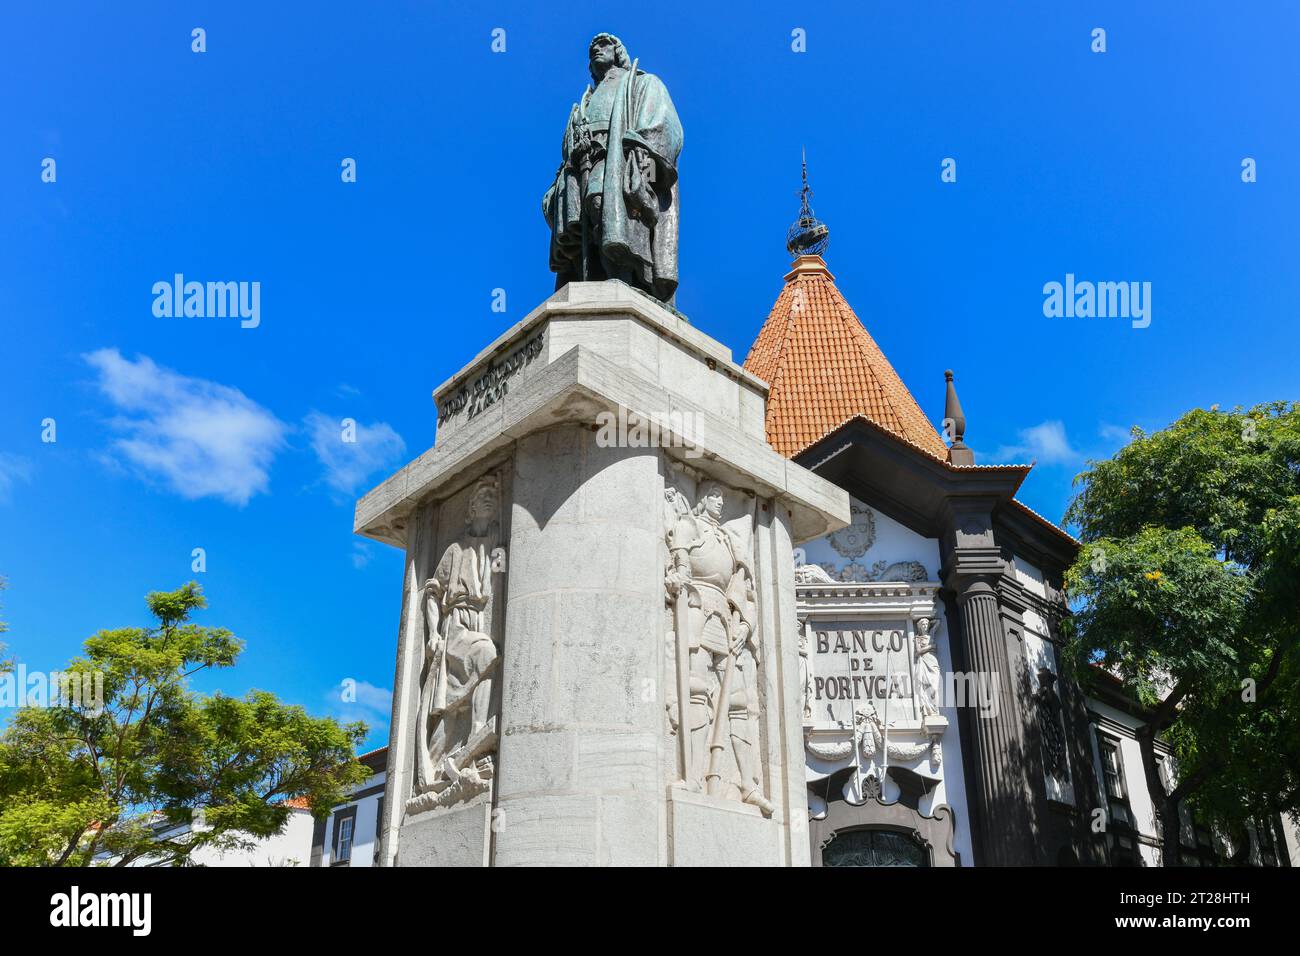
[743,256,950,460]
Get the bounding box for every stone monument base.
[669,788,784,867]
[358,282,849,867]
[396,799,493,868]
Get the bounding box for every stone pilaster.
[941,503,1036,866]
[951,577,1035,865]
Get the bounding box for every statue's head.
[588,33,631,85]
[466,476,499,529]
[916,617,931,636]
[695,480,725,521]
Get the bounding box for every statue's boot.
[742,785,775,817]
[731,710,775,817]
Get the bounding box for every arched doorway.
[822,827,931,867]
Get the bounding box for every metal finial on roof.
[785,148,830,259]
[944,369,975,466]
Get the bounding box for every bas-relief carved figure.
[663,479,774,816]
[913,617,942,718]
[798,617,814,722]
[543,33,683,304]
[412,475,503,811]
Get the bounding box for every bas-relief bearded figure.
[413,475,503,810]
[664,480,774,816]
[543,33,683,304]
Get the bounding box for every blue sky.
[2,2,1295,749]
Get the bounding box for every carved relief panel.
[662,471,774,816]
[408,471,508,815]
[799,609,947,804]
[803,501,932,583]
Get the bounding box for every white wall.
[1087,699,1162,866]
[120,809,316,867]
[187,810,315,867]
[799,498,973,866]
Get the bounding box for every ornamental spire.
[944,370,975,466]
[785,148,830,259]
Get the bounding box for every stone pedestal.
[357,281,848,867]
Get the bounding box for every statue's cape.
[600,68,683,298]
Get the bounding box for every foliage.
[0,582,368,866]
[1063,402,1300,847]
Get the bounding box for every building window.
[1100,736,1125,801]
[337,817,354,863]
[1154,754,1173,794]
[331,808,357,867]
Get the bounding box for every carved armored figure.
[415,476,502,807]
[913,617,942,717]
[543,33,683,303]
[665,480,773,816]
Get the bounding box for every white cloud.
[1098,423,1135,446]
[351,540,374,570]
[84,348,288,506]
[0,454,32,504]
[328,678,392,734]
[993,420,1080,466]
[305,411,405,497]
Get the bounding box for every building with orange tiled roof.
[737,169,1292,868]
[743,166,1110,867]
[745,254,950,461]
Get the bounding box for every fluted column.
[953,577,1035,865]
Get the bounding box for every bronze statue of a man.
[543,33,683,304]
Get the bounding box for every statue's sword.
[672,581,693,786]
[705,619,737,798]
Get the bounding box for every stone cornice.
[355,344,850,547]
[431,281,770,406]
[796,581,941,617]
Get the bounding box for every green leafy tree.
[0,582,368,866]
[1063,401,1300,865]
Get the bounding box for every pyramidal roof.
[743,255,950,461]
